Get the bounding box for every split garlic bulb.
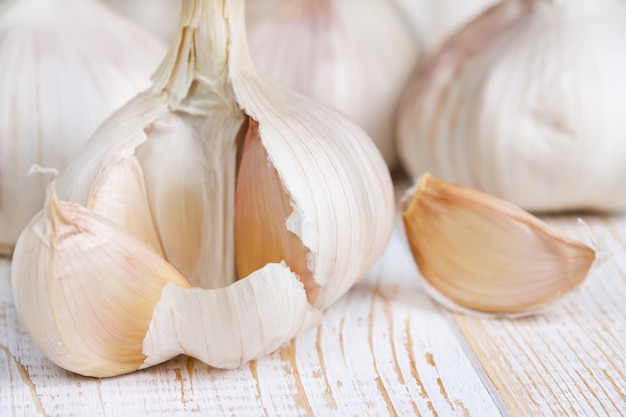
[397,0,626,212]
[11,0,394,377]
[0,0,165,255]
[245,0,421,168]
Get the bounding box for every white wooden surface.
[1,189,625,416]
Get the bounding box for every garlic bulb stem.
[145,0,252,288]
[152,0,252,104]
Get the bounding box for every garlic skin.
[397,0,626,212]
[0,0,165,255]
[402,174,598,317]
[245,0,421,168]
[12,0,394,377]
[11,184,191,377]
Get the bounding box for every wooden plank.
[454,215,626,417]
[0,218,502,416]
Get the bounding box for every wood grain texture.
[2,194,625,416]
[0,219,502,417]
[454,215,626,417]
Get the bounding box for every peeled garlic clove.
[0,0,165,255]
[234,119,317,300]
[11,183,191,378]
[12,0,394,377]
[402,174,598,317]
[397,0,626,212]
[245,0,421,168]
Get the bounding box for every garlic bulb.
[0,0,165,255]
[102,0,183,43]
[390,0,501,53]
[11,0,394,377]
[397,0,626,212]
[245,0,421,168]
[402,174,600,317]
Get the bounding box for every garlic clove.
[86,155,164,256]
[245,0,422,168]
[402,174,598,317]
[134,112,225,288]
[11,182,191,378]
[0,0,166,254]
[234,118,317,301]
[143,262,322,370]
[14,176,321,378]
[231,79,395,309]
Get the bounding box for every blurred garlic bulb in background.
[245,0,421,168]
[103,0,183,43]
[397,0,626,212]
[391,0,501,53]
[0,0,165,255]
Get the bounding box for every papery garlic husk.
[390,0,501,54]
[0,0,165,256]
[11,0,394,377]
[245,0,421,168]
[397,0,626,212]
[102,0,183,43]
[402,174,600,317]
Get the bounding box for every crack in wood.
[247,360,269,417]
[0,342,48,417]
[404,317,438,416]
[279,340,314,416]
[368,292,400,417]
[185,357,195,395]
[427,347,472,416]
[173,368,187,406]
[379,287,406,386]
[314,324,338,410]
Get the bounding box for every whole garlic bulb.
[245,0,421,168]
[391,0,502,54]
[397,0,626,212]
[0,0,165,255]
[12,0,394,377]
